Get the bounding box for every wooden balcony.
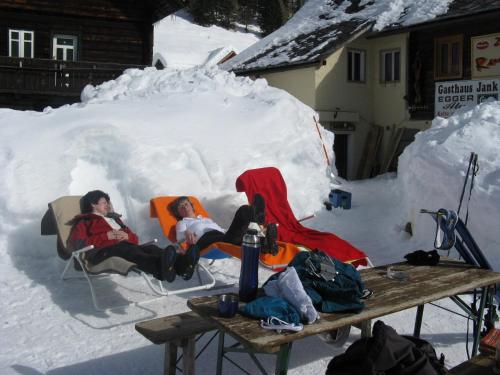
[0,56,145,97]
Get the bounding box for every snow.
[153,10,259,69]
[224,0,453,71]
[1,6,500,375]
[1,64,499,374]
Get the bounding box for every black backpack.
[326,320,449,375]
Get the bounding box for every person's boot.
[251,193,266,225]
[161,245,178,282]
[263,223,278,255]
[175,245,200,281]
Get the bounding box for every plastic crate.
[328,189,351,209]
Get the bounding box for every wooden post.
[164,342,178,375]
[182,336,196,375]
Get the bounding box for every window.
[434,35,463,80]
[9,29,34,58]
[52,34,78,61]
[380,49,400,82]
[347,49,366,82]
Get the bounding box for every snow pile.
[398,100,500,269]
[224,0,452,71]
[153,9,259,69]
[0,66,333,240]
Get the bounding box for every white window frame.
[347,49,366,83]
[52,34,78,61]
[8,29,34,58]
[380,49,401,83]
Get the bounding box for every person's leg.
[88,242,164,279]
[222,205,253,245]
[196,230,226,250]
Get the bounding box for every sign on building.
[435,78,499,118]
[471,33,500,79]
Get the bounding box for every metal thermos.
[239,228,261,302]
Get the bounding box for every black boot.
[262,223,278,255]
[251,193,266,225]
[161,245,178,282]
[175,245,200,281]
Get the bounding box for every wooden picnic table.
[188,259,500,375]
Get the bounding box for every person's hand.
[115,230,129,241]
[185,230,197,245]
[107,230,128,241]
[107,230,116,240]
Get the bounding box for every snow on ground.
[153,9,259,69]
[1,64,499,374]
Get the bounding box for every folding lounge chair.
[41,195,215,311]
[236,167,369,267]
[150,196,302,269]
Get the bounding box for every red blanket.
[236,167,367,266]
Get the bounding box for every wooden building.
[0,0,184,110]
[226,0,500,180]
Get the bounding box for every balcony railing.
[0,56,145,96]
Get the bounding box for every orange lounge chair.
[150,196,303,268]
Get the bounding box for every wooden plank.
[449,354,495,374]
[135,311,217,345]
[357,125,383,179]
[188,260,500,353]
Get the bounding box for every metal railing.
[0,56,145,96]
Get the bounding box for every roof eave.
[367,7,500,38]
[232,23,373,76]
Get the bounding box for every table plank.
[188,260,500,353]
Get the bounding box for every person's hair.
[81,190,110,213]
[169,196,194,220]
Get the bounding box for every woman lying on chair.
[170,195,278,254]
[68,190,198,282]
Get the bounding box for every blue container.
[329,189,352,209]
[239,229,260,303]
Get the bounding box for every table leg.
[413,305,424,338]
[164,341,178,375]
[361,320,372,338]
[182,337,196,375]
[216,330,225,375]
[275,343,293,375]
[472,287,488,356]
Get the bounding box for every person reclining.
[170,195,278,254]
[68,190,197,282]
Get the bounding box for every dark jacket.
[68,213,139,251]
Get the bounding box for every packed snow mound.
[153,9,259,69]
[0,66,333,241]
[398,100,500,270]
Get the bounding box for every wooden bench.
[135,311,217,375]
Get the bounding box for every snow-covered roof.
[224,0,500,74]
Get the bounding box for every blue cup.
[218,294,239,318]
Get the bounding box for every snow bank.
[398,100,500,269]
[0,66,333,242]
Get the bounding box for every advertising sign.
[435,78,499,118]
[471,33,500,79]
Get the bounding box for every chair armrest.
[74,245,95,255]
[298,214,315,223]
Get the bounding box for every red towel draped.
[236,167,367,267]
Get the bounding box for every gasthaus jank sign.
[435,79,499,118]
